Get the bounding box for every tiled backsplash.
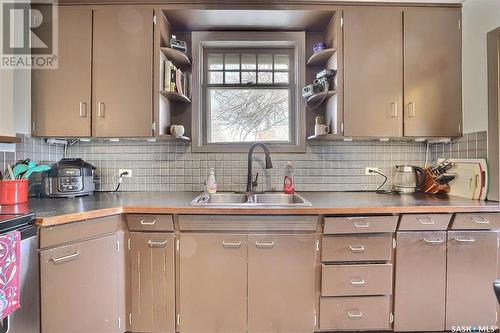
[0,131,487,193]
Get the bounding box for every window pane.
[258,72,273,84]
[274,72,289,84]
[209,71,223,84]
[241,54,256,70]
[258,54,273,70]
[208,89,290,143]
[225,54,240,70]
[225,72,240,84]
[274,54,290,70]
[208,54,223,70]
[241,72,256,84]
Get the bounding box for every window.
[192,32,305,152]
[205,50,294,143]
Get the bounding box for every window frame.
[191,31,306,153]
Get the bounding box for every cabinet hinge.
[32,121,35,133]
[341,122,344,134]
[497,236,499,249]
[316,240,320,252]
[153,15,157,25]
[458,123,461,134]
[116,240,120,252]
[393,238,397,249]
[314,314,317,327]
[340,17,344,28]
[458,18,461,30]
[152,121,156,133]
[176,239,180,252]
[390,313,394,323]
[127,238,131,251]
[177,314,181,326]
[129,313,132,325]
[118,317,121,329]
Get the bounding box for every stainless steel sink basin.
[190,192,312,207]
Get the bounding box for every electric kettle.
[393,165,426,194]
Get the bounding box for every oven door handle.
[0,316,10,333]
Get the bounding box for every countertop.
[1,191,499,227]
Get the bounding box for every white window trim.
[191,31,306,153]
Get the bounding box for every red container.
[0,179,29,205]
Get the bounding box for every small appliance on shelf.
[42,158,96,198]
[170,35,188,54]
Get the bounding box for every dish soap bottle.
[207,168,217,194]
[283,162,295,194]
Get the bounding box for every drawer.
[322,234,393,262]
[322,264,393,296]
[398,214,452,231]
[320,296,391,330]
[452,213,500,230]
[324,216,398,234]
[126,214,174,232]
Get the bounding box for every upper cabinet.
[403,7,462,137]
[32,6,154,138]
[32,7,92,137]
[343,7,403,138]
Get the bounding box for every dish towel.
[0,231,21,320]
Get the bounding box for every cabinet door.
[248,234,317,333]
[394,232,447,331]
[40,234,119,333]
[179,234,247,333]
[92,7,153,137]
[343,7,403,137]
[130,232,175,333]
[31,6,92,137]
[446,231,498,330]
[404,7,462,137]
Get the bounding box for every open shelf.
[307,134,343,141]
[305,90,336,106]
[160,91,191,103]
[0,135,21,144]
[160,47,191,67]
[158,134,191,141]
[306,48,336,67]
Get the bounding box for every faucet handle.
[252,172,259,190]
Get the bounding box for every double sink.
[190,192,312,207]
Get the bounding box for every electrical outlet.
[365,167,379,175]
[119,169,132,178]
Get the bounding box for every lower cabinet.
[446,231,499,330]
[394,231,447,331]
[129,232,175,333]
[40,234,120,333]
[179,233,317,333]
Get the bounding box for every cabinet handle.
[423,238,445,244]
[51,251,80,264]
[391,102,398,118]
[454,237,476,243]
[79,102,87,117]
[140,219,156,225]
[350,278,366,285]
[222,241,242,248]
[98,102,105,118]
[353,221,370,228]
[148,240,168,248]
[347,310,363,319]
[349,245,366,253]
[408,102,416,118]
[417,217,436,225]
[471,216,490,224]
[255,241,274,249]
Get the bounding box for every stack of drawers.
[319,216,398,330]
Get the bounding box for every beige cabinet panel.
[130,232,175,333]
[248,234,317,333]
[40,234,119,333]
[394,232,447,331]
[404,7,462,137]
[343,7,403,137]
[31,6,92,137]
[179,234,247,333]
[446,231,498,330]
[92,7,153,137]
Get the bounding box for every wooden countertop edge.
[35,204,500,227]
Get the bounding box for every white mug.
[314,124,330,136]
[170,125,185,137]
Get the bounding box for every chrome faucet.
[246,142,273,193]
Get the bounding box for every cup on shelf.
[170,125,185,137]
[314,116,330,136]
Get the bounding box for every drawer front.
[398,214,452,231]
[452,213,500,230]
[322,264,393,296]
[126,214,174,232]
[320,296,391,330]
[324,216,398,234]
[322,234,393,262]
